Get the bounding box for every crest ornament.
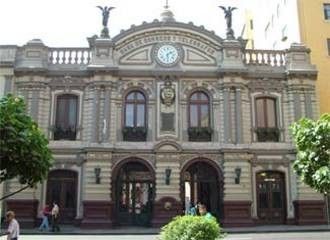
[160,79,175,107]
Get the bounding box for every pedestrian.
[198,204,213,219]
[51,202,60,232]
[5,211,20,240]
[188,202,197,216]
[38,204,50,231]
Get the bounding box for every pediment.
[154,141,182,152]
[119,46,152,65]
[183,47,216,66]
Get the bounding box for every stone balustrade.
[243,49,286,67]
[48,48,91,65]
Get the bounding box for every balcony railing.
[188,127,213,142]
[48,48,91,65]
[255,127,280,142]
[122,126,147,141]
[52,125,77,140]
[243,49,286,67]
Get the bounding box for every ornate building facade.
[0,8,327,228]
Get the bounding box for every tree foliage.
[291,114,330,195]
[160,215,225,240]
[0,94,52,191]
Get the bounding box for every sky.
[0,0,251,47]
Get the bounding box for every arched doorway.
[113,159,155,226]
[256,171,286,224]
[46,170,78,223]
[181,159,223,220]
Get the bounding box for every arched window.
[255,97,279,142]
[123,91,147,141]
[124,91,146,127]
[54,94,78,140]
[189,91,210,128]
[188,91,212,142]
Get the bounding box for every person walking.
[51,202,60,232]
[38,204,50,231]
[5,211,20,240]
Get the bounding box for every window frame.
[255,97,278,128]
[188,91,211,128]
[54,93,79,140]
[324,4,330,20]
[123,90,147,128]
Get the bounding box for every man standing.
[51,202,60,232]
[5,211,19,240]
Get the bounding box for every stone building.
[0,7,327,228]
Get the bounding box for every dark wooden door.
[183,162,222,219]
[46,170,78,223]
[116,162,154,226]
[257,171,286,224]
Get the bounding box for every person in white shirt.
[51,202,60,232]
[5,211,20,240]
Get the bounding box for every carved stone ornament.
[164,201,172,210]
[160,80,175,107]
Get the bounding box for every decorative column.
[102,87,111,142]
[235,87,243,144]
[293,90,302,121]
[304,90,313,119]
[92,86,100,143]
[223,87,232,143]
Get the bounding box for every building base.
[151,197,182,228]
[80,200,113,228]
[294,200,327,225]
[6,199,39,228]
[222,201,254,227]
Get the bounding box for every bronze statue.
[96,6,115,38]
[219,6,237,29]
[219,6,237,39]
[97,6,115,27]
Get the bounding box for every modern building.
[0,6,327,228]
[242,0,330,114]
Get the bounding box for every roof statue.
[97,6,115,38]
[219,6,237,39]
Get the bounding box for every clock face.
[157,45,179,65]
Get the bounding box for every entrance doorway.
[256,171,286,224]
[46,170,78,223]
[182,160,223,220]
[114,160,155,226]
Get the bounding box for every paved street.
[11,232,330,240]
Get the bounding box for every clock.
[156,44,180,66]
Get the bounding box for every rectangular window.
[281,25,288,41]
[265,22,270,39]
[327,39,330,55]
[324,4,330,20]
[250,19,254,30]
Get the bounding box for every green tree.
[0,94,52,200]
[291,114,330,223]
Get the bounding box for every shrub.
[160,215,225,240]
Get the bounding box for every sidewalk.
[12,224,330,235]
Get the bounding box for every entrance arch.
[256,171,286,224]
[181,158,223,220]
[46,169,78,223]
[112,158,155,227]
